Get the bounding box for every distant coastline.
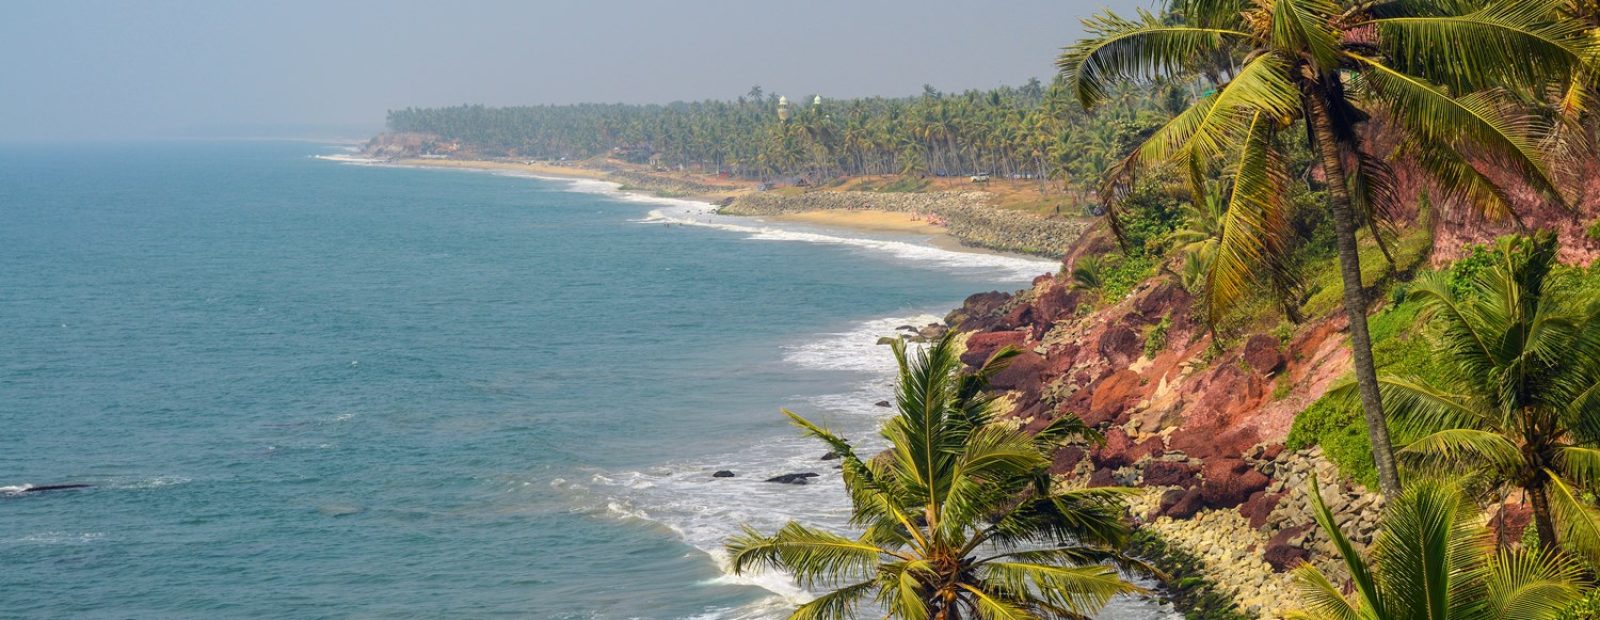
[340,148,1089,259]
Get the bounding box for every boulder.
[712,470,736,478]
[1084,369,1142,426]
[874,400,891,408]
[988,351,1046,392]
[1050,446,1087,475]
[1098,326,1142,368]
[1243,334,1285,374]
[1241,491,1284,530]
[1142,461,1200,488]
[1091,427,1135,469]
[1086,467,1118,488]
[1491,502,1533,547]
[961,331,1027,367]
[1034,284,1081,323]
[764,472,820,485]
[820,451,840,461]
[1157,487,1206,520]
[1264,525,1313,572]
[947,291,1013,331]
[1201,458,1271,509]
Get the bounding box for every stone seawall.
[722,190,1089,258]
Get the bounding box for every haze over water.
[0,141,1179,618]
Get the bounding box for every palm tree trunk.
[1309,97,1403,498]
[1528,480,1559,553]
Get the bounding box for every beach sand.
[393,158,613,180]
[769,210,944,234]
[388,157,1018,259]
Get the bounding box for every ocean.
[0,141,1174,619]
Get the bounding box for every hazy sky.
[1,0,1148,141]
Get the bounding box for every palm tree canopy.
[1366,232,1600,565]
[1058,0,1590,322]
[1291,477,1589,620]
[726,331,1147,619]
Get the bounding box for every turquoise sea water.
[1,142,1170,619]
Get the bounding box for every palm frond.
[1371,0,1589,94]
[1204,111,1292,325]
[1398,428,1523,474]
[789,579,879,620]
[1269,0,1343,69]
[1059,10,1249,108]
[1352,53,1567,210]
[1483,546,1586,620]
[1288,564,1362,620]
[1306,478,1385,613]
[1542,473,1600,567]
[982,562,1139,617]
[725,522,887,588]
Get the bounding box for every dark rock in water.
[874,400,891,408]
[876,336,899,346]
[764,472,820,485]
[896,325,917,332]
[17,484,92,494]
[820,451,839,461]
[712,470,736,478]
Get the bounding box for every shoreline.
[384,156,1029,261]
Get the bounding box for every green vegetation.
[1145,316,1172,358]
[1060,0,1589,498]
[726,332,1146,619]
[388,80,1175,193]
[1293,477,1588,620]
[1372,233,1600,564]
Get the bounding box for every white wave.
[312,154,1055,281]
[310,154,390,165]
[638,204,1054,281]
[782,313,944,373]
[0,485,31,495]
[2,531,105,545]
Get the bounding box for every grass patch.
[1144,316,1172,358]
[1284,269,1452,490]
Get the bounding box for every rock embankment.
[604,170,739,197]
[723,190,1089,257]
[1127,447,1383,619]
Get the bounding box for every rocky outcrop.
[764,472,820,485]
[722,190,1089,257]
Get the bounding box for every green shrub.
[1285,395,1379,489]
[1145,316,1171,358]
[1285,295,1441,490]
[1103,254,1155,300]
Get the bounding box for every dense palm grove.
[386,81,1181,191]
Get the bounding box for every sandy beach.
[385,157,1020,257]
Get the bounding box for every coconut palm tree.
[725,332,1146,620]
[1367,232,1600,564]
[1290,476,1589,620]
[1058,0,1590,497]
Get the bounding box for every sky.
[0,0,1148,141]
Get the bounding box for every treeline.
[385,80,1179,192]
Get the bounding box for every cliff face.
[945,234,1391,615]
